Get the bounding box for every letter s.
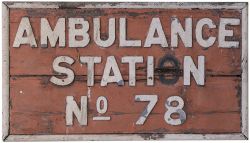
[50,56,75,86]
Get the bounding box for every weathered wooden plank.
[6,4,246,140]
[10,111,240,134]
[9,9,242,76]
[10,76,241,134]
[10,76,241,113]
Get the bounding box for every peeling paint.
[3,1,248,141]
[87,87,91,99]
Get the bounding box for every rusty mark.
[40,76,50,85]
[141,108,149,117]
[26,9,53,17]
[64,9,107,17]
[58,3,82,9]
[148,76,153,80]
[117,80,124,86]
[211,9,223,17]
[177,109,186,123]
[158,54,180,85]
[47,120,53,134]
[41,44,48,48]
[100,33,109,40]
[235,83,242,127]
[31,45,37,48]
[139,133,165,140]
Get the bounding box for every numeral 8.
[164,96,186,125]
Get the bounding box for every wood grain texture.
[10,77,241,134]
[9,8,241,76]
[9,8,242,135]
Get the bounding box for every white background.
[0,0,249,143]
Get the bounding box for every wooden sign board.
[2,2,248,141]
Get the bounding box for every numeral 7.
[134,95,158,125]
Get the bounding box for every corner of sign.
[2,1,10,8]
[242,131,249,140]
[240,2,248,10]
[2,133,10,142]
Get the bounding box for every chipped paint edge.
[2,2,247,9]
[2,2,9,141]
[2,2,248,141]
[4,133,247,141]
